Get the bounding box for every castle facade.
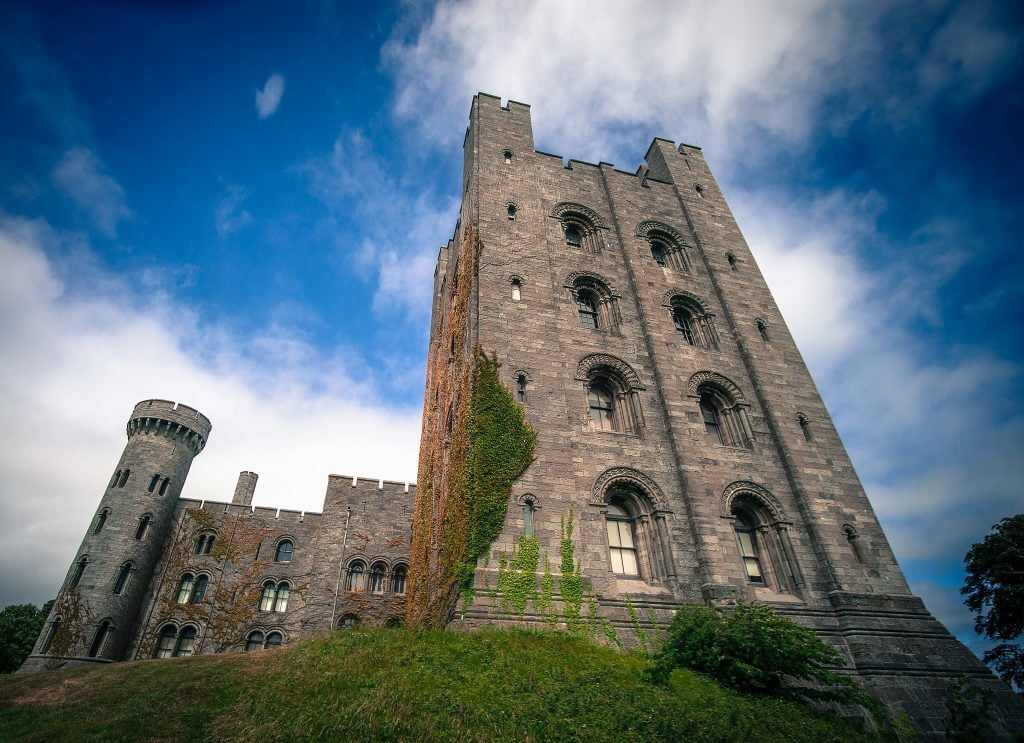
[20,94,1022,738]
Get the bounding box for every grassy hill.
[0,627,884,742]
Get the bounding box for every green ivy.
[624,594,651,652]
[497,535,540,617]
[460,350,537,596]
[559,509,585,639]
[536,554,558,628]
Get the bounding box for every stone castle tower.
[411,93,1022,735]
[19,93,1022,737]
[20,400,211,672]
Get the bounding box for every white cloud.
[0,217,421,606]
[51,147,131,237]
[215,184,253,237]
[300,130,460,321]
[384,0,1019,172]
[255,72,285,119]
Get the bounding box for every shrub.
[652,603,871,707]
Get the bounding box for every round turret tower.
[19,399,211,672]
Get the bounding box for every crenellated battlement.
[127,399,211,454]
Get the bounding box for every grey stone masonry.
[21,401,415,672]
[430,93,1023,739]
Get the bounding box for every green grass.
[0,627,883,742]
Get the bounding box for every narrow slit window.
[673,308,696,345]
[516,374,527,403]
[135,515,151,540]
[503,149,513,164]
[112,563,132,595]
[798,414,814,442]
[507,203,517,220]
[651,241,667,267]
[177,574,195,603]
[109,470,121,489]
[727,253,737,271]
[94,509,109,534]
[260,581,276,611]
[41,618,60,653]
[69,557,88,589]
[734,513,764,583]
[159,477,170,496]
[117,469,130,488]
[700,396,724,445]
[511,279,521,301]
[192,575,209,604]
[523,501,535,536]
[391,565,407,595]
[88,621,110,658]
[148,474,160,493]
[756,319,770,342]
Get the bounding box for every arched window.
[733,511,764,584]
[177,575,196,603]
[511,278,522,301]
[725,490,802,594]
[637,222,690,271]
[274,540,293,563]
[577,290,599,329]
[88,620,111,658]
[578,354,645,436]
[194,532,215,555]
[554,203,605,254]
[507,203,517,220]
[346,561,366,592]
[694,379,752,448]
[192,575,209,604]
[135,515,151,540]
[503,149,513,165]
[148,474,160,493]
[673,307,696,345]
[522,499,535,536]
[275,582,290,612]
[69,556,88,589]
[391,565,407,595]
[112,563,132,595]
[41,617,60,653]
[117,469,130,488]
[159,477,170,496]
[384,616,403,628]
[155,625,177,658]
[587,382,616,431]
[368,563,387,594]
[260,580,276,611]
[727,253,738,271]
[175,626,196,657]
[605,502,639,576]
[245,630,264,651]
[109,470,121,489]
[516,374,527,403]
[665,294,717,349]
[93,508,109,534]
[265,631,283,648]
[595,475,672,586]
[338,614,360,629]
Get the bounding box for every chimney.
[232,471,258,506]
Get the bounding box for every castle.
[20,94,1022,738]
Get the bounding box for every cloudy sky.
[1,0,1021,659]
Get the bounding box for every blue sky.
[1,0,1022,661]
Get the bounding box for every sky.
[0,0,1021,661]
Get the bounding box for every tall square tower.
[410,94,1022,736]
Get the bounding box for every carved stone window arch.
[517,493,539,536]
[663,291,719,349]
[552,201,606,254]
[565,271,621,333]
[721,482,803,594]
[592,467,675,587]
[575,355,645,435]
[636,220,691,271]
[687,371,753,447]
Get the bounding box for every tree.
[962,514,1024,691]
[0,600,53,673]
